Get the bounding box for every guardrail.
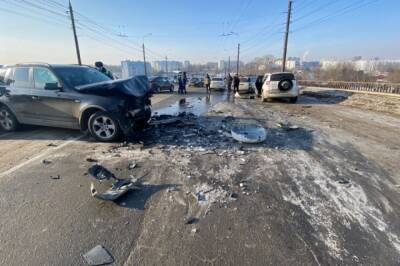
[298,80,400,95]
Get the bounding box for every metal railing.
[299,80,400,95]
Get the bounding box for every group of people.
[224,73,241,93]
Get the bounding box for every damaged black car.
[0,63,151,141]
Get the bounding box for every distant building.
[302,61,320,70]
[183,60,190,69]
[218,60,244,72]
[275,58,300,70]
[152,60,182,73]
[121,60,152,78]
[321,59,400,73]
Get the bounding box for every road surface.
[0,86,399,265]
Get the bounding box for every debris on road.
[276,122,300,131]
[42,159,52,165]
[50,175,60,180]
[88,165,141,201]
[90,178,140,201]
[83,245,114,266]
[231,124,267,143]
[128,162,137,170]
[88,165,116,181]
[47,143,58,147]
[86,158,99,163]
[186,217,199,225]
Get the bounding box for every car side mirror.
[44,82,62,91]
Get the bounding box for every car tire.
[278,79,293,91]
[88,111,121,142]
[0,106,19,131]
[289,97,298,104]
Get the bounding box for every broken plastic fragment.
[90,178,140,201]
[83,245,114,266]
[88,165,116,181]
[231,124,267,143]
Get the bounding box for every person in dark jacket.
[233,74,240,93]
[204,73,211,94]
[255,75,263,96]
[182,72,188,94]
[95,61,114,79]
[226,73,233,91]
[178,76,184,94]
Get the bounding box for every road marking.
[0,135,84,179]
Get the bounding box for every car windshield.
[52,66,111,88]
[212,78,222,81]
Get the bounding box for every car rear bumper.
[263,88,299,98]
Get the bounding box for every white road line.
[0,135,84,179]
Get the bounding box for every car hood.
[75,76,150,97]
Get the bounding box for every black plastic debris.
[42,159,52,165]
[50,175,60,180]
[83,245,114,266]
[88,165,116,181]
[276,122,300,131]
[47,143,58,147]
[337,177,351,185]
[86,158,99,163]
[88,165,142,201]
[186,217,199,225]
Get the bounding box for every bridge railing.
[298,80,400,94]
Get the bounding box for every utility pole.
[282,0,292,72]
[142,43,147,76]
[165,56,168,78]
[228,56,231,75]
[236,43,240,75]
[68,0,81,65]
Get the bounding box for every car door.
[4,67,38,124]
[31,67,80,129]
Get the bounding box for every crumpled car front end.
[76,76,152,135]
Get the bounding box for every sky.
[0,0,399,65]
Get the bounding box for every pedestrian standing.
[182,72,188,94]
[227,73,233,91]
[255,75,263,97]
[178,76,184,94]
[204,73,211,94]
[233,74,240,93]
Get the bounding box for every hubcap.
[92,116,116,139]
[0,109,13,130]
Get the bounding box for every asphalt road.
[0,86,399,265]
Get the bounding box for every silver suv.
[261,72,298,103]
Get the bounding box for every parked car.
[0,63,152,141]
[238,76,256,93]
[188,77,204,87]
[261,72,298,103]
[149,76,174,92]
[210,77,225,90]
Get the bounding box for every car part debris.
[90,178,140,201]
[276,122,300,131]
[86,158,99,163]
[47,143,58,147]
[50,175,60,180]
[88,165,116,181]
[128,162,137,170]
[231,124,267,143]
[42,159,52,165]
[186,217,199,225]
[83,245,114,266]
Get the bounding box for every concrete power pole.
[165,56,168,78]
[282,0,292,72]
[68,0,81,65]
[142,43,147,76]
[236,43,240,75]
[228,56,231,75]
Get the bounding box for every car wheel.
[278,79,293,91]
[88,112,121,142]
[289,97,298,103]
[0,106,19,131]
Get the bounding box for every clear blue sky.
[0,0,399,65]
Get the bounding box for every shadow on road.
[115,183,181,210]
